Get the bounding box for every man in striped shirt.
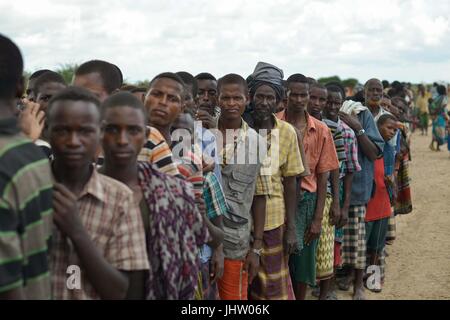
[0,34,54,299]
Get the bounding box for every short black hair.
[34,71,67,94]
[326,82,346,99]
[326,84,345,100]
[377,113,397,126]
[306,77,317,85]
[309,83,327,91]
[101,91,147,122]
[149,72,185,90]
[382,80,390,88]
[0,34,23,100]
[121,84,137,92]
[391,96,407,110]
[131,87,148,94]
[48,86,100,121]
[195,72,217,81]
[286,74,308,85]
[217,73,248,93]
[437,85,447,96]
[75,60,123,94]
[30,69,52,81]
[176,71,198,97]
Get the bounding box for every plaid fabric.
[394,152,412,215]
[339,120,361,177]
[342,205,367,270]
[249,226,292,300]
[323,119,346,163]
[203,172,228,220]
[316,195,335,280]
[138,127,180,176]
[386,212,396,241]
[51,170,149,300]
[264,117,304,231]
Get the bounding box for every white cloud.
[1,0,450,83]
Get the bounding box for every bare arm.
[305,172,329,245]
[283,176,299,254]
[338,172,354,228]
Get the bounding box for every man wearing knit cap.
[246,62,305,300]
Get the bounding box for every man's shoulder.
[139,162,193,196]
[96,172,134,197]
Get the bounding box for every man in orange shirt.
[277,74,339,300]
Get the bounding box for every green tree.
[56,63,78,84]
[318,76,341,85]
[342,78,359,89]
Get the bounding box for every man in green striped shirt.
[0,34,53,300]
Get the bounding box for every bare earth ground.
[309,132,450,300]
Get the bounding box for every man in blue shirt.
[338,79,385,300]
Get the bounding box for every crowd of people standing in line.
[1,33,418,300]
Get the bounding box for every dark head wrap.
[248,62,284,102]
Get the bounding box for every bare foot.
[353,287,366,300]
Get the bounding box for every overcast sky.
[1,0,450,84]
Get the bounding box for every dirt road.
[333,132,450,300]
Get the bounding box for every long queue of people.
[0,33,414,300]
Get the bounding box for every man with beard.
[246,62,304,300]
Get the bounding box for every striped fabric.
[138,127,180,176]
[175,145,204,197]
[0,118,53,299]
[249,225,292,300]
[323,119,346,163]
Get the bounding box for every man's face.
[145,77,184,129]
[26,78,37,101]
[324,91,342,120]
[183,86,197,115]
[197,79,218,115]
[101,106,147,168]
[73,72,109,102]
[252,85,277,122]
[287,82,309,113]
[308,87,328,118]
[365,80,383,107]
[49,100,100,169]
[36,82,67,114]
[218,83,248,122]
[378,118,397,142]
[380,97,392,111]
[132,91,146,103]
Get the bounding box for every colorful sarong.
[249,226,293,300]
[386,212,396,242]
[394,153,412,215]
[316,195,335,280]
[195,262,219,300]
[289,191,319,286]
[218,259,248,300]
